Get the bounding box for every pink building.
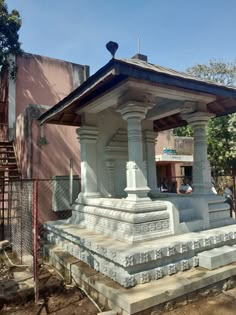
[0,52,89,179]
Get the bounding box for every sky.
[6,0,236,75]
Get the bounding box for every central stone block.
[69,197,174,244]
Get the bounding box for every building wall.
[31,122,80,179]
[155,130,175,155]
[14,53,88,179]
[15,53,88,117]
[15,113,28,178]
[174,136,194,155]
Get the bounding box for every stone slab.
[198,246,236,270]
[45,222,236,287]
[46,245,236,314]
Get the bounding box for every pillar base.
[68,197,172,244]
[125,188,151,201]
[77,192,101,203]
[125,161,151,199]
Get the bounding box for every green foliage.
[207,115,233,173]
[187,59,236,86]
[0,0,22,77]
[175,59,236,174]
[173,125,193,137]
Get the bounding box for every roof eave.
[39,58,236,126]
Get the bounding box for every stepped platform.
[46,221,236,288]
[45,241,236,315]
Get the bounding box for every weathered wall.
[15,113,28,178]
[155,130,175,155]
[14,53,88,179]
[31,121,80,179]
[15,53,88,117]
[174,136,193,155]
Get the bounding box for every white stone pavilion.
[40,53,236,289]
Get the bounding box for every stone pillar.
[144,130,159,196]
[76,126,100,199]
[106,160,115,197]
[118,102,151,200]
[183,112,214,194]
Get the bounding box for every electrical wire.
[71,274,102,313]
[43,261,102,312]
[3,250,29,268]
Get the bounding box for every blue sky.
[7,0,236,74]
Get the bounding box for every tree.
[187,60,236,86]
[0,0,22,77]
[174,59,236,175]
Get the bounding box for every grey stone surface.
[46,244,236,315]
[198,246,236,270]
[70,197,173,244]
[45,221,236,287]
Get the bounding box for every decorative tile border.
[46,223,236,268]
[45,223,236,288]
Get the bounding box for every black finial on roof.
[106,41,119,59]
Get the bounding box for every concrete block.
[198,246,236,270]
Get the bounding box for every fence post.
[33,179,39,303]
[69,159,73,206]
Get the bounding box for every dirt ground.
[1,289,236,315]
[1,253,236,315]
[0,286,98,315]
[165,291,236,315]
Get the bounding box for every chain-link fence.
[5,177,80,301]
[9,180,34,268]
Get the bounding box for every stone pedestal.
[70,197,173,244]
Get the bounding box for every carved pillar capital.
[181,111,215,127]
[76,126,99,143]
[144,130,158,144]
[118,101,151,121]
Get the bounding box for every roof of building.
[39,57,236,131]
[118,58,236,89]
